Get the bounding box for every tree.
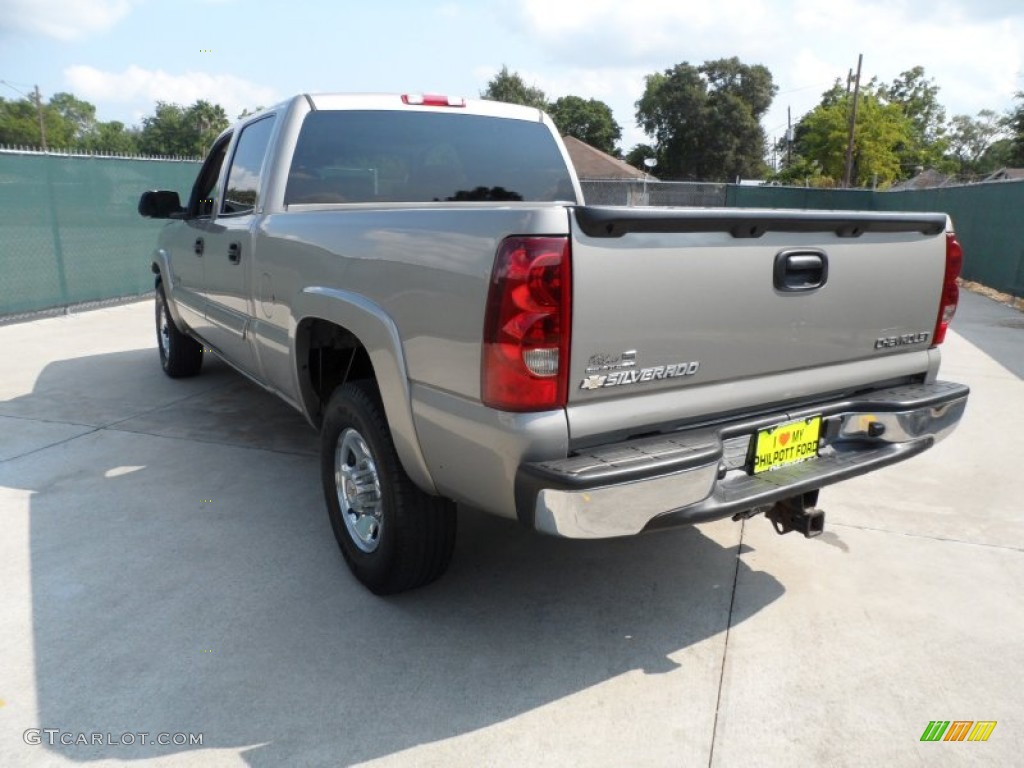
[980,138,1014,172]
[0,96,42,145]
[547,95,621,155]
[625,143,656,169]
[0,93,78,148]
[702,57,776,120]
[480,66,548,110]
[138,100,229,156]
[887,67,946,143]
[0,90,221,155]
[635,57,777,181]
[82,121,140,154]
[1007,92,1024,167]
[947,110,1006,179]
[48,92,97,143]
[777,82,914,187]
[138,102,189,155]
[189,100,229,151]
[479,68,627,156]
[885,66,949,173]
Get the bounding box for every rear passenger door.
[200,115,276,374]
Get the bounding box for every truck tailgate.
[566,206,948,438]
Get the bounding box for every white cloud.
[777,0,1024,122]
[500,0,1024,149]
[509,0,777,67]
[0,0,136,41]
[64,65,280,123]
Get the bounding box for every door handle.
[774,249,828,292]
[194,237,204,256]
[228,242,241,264]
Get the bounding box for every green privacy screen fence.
[0,150,199,318]
[2,150,1023,319]
[727,182,1024,296]
[874,184,1024,296]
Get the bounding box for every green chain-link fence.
[4,152,1022,319]
[0,150,199,318]
[874,183,1024,297]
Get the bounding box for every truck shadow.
[7,350,785,765]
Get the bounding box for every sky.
[1,0,1022,155]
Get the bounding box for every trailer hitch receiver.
[765,491,825,538]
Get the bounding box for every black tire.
[321,380,456,594]
[155,283,203,378]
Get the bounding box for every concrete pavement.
[0,292,1020,767]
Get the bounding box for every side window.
[190,135,231,218]
[222,116,276,215]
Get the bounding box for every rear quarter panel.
[258,205,571,400]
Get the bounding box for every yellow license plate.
[752,416,822,474]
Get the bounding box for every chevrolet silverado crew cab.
[139,93,969,594]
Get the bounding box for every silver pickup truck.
[139,93,969,594]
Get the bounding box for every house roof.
[562,136,650,181]
[888,168,951,191]
[982,168,1024,182]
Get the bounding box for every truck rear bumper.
[515,381,969,538]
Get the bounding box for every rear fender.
[293,286,436,495]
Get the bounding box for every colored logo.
[920,720,997,742]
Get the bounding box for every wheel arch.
[151,250,190,332]
[293,286,437,495]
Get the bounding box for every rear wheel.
[155,283,203,378]
[321,380,456,594]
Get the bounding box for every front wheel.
[321,381,457,594]
[155,284,203,378]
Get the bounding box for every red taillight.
[401,94,466,107]
[933,232,963,345]
[482,236,571,411]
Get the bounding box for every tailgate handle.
[774,249,828,292]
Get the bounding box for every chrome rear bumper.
[515,381,969,538]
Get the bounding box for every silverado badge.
[580,361,700,390]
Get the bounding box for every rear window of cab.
[285,110,577,205]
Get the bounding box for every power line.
[0,80,48,150]
[0,79,33,98]
[776,81,835,96]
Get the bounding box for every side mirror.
[138,190,185,219]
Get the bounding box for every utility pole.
[842,54,863,188]
[786,106,792,168]
[34,84,48,151]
